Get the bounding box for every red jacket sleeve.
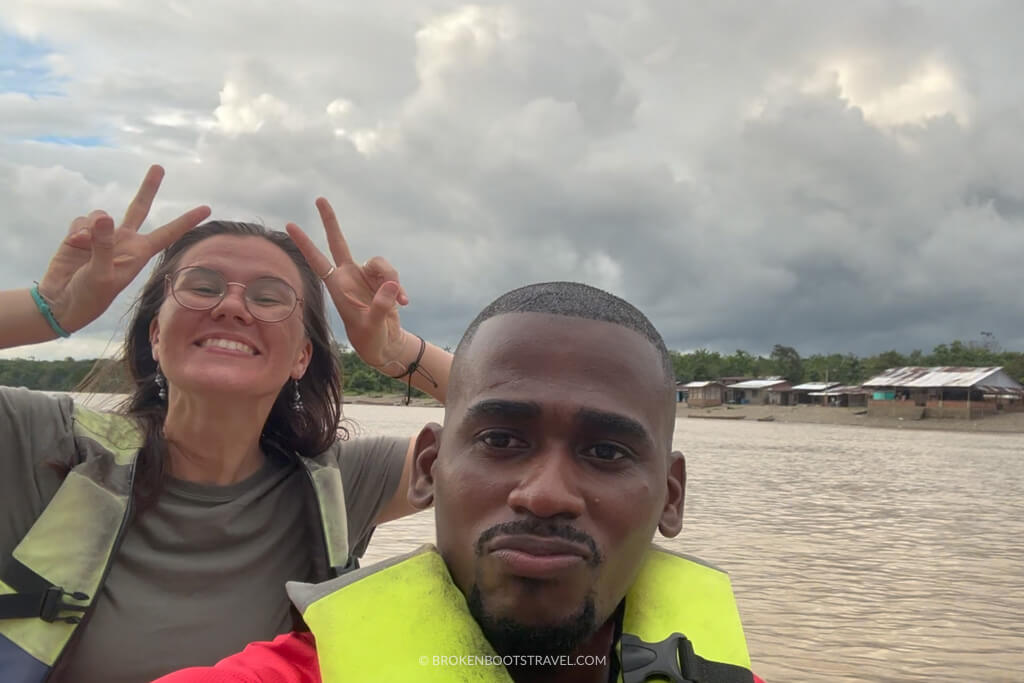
[150,632,319,683]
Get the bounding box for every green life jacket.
[0,405,351,683]
[287,544,755,682]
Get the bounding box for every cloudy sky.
[2,0,1022,361]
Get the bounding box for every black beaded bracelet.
[389,335,439,405]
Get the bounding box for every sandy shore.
[354,394,1024,434]
[679,403,1024,433]
[351,394,1024,433]
[54,392,1024,433]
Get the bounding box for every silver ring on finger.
[319,265,337,281]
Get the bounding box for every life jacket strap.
[0,558,89,624]
[620,632,754,683]
[334,554,360,576]
[0,588,88,624]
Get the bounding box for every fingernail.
[77,229,91,237]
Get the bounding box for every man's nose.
[506,446,586,520]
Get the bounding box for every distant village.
[677,366,1024,420]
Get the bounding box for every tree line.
[3,337,1022,393]
[671,338,1024,386]
[0,343,425,398]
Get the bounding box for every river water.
[342,404,1024,682]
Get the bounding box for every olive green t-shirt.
[0,386,409,683]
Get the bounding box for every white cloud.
[213,81,304,135]
[0,334,122,361]
[804,57,972,128]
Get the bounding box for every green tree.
[721,350,756,377]
[837,353,863,384]
[862,350,907,378]
[769,344,803,383]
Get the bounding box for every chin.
[468,584,598,659]
[504,595,587,627]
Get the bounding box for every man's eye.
[583,443,630,461]
[479,432,527,449]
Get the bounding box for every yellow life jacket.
[288,544,755,682]
[0,405,351,683]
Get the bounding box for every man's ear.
[408,423,442,510]
[658,450,686,538]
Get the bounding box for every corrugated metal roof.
[978,385,1024,396]
[828,385,868,394]
[791,382,841,391]
[729,378,790,390]
[808,385,868,396]
[861,366,1023,390]
[682,381,723,388]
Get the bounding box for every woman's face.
[149,235,313,403]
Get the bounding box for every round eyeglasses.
[166,266,304,323]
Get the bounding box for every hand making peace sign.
[36,165,211,334]
[286,198,412,374]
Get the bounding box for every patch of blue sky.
[0,27,68,96]
[30,134,110,147]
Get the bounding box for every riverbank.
[53,391,444,410]
[49,392,1024,433]
[344,393,442,408]
[679,403,1024,433]
[335,395,1024,432]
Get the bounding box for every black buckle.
[621,633,755,683]
[620,632,696,683]
[39,587,89,624]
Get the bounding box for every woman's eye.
[584,443,630,461]
[479,432,527,449]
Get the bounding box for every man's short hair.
[454,281,675,387]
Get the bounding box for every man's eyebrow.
[576,408,652,444]
[463,399,542,421]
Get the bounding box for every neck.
[507,618,617,683]
[162,392,274,485]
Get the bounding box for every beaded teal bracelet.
[30,284,71,338]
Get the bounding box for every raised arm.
[287,198,451,404]
[0,166,211,351]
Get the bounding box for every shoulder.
[151,632,319,683]
[0,386,77,463]
[0,385,73,424]
[0,386,141,450]
[313,435,410,473]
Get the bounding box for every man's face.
[412,312,685,656]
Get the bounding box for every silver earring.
[155,367,167,401]
[291,378,303,412]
